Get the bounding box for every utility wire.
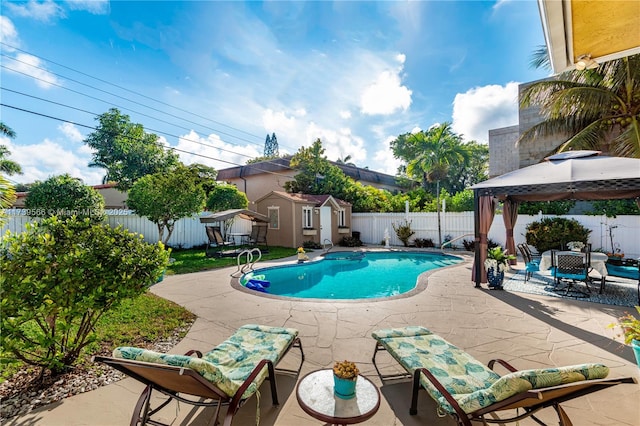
[0,43,296,152]
[1,103,297,179]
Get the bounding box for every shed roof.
[199,209,269,223]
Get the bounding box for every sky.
[0,0,549,186]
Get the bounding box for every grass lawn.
[0,293,196,382]
[167,246,298,275]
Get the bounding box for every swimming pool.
[240,251,462,300]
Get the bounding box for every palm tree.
[0,122,22,176]
[519,53,640,158]
[405,123,469,247]
[336,155,356,167]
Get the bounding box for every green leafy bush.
[525,217,591,253]
[302,240,322,249]
[24,174,105,222]
[392,219,415,247]
[518,200,575,215]
[338,236,363,247]
[0,217,169,375]
[462,238,500,251]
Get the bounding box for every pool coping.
[230,247,469,303]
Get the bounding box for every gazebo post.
[473,189,482,288]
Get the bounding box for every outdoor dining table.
[539,250,609,292]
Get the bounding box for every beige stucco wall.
[256,193,353,248]
[223,173,295,206]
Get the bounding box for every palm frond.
[529,45,551,70]
[610,120,640,158]
[557,121,608,152]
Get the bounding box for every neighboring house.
[217,156,405,205]
[488,79,570,177]
[12,183,128,209]
[255,191,352,248]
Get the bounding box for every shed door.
[320,206,332,243]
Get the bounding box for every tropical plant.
[128,166,207,244]
[24,174,106,222]
[525,217,591,253]
[83,108,180,190]
[0,175,16,226]
[392,219,415,247]
[390,123,470,246]
[0,122,22,176]
[608,306,640,345]
[0,216,169,375]
[518,200,576,215]
[485,246,516,273]
[519,53,640,158]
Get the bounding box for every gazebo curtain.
[502,198,520,265]
[472,195,496,284]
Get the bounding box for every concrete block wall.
[488,125,520,177]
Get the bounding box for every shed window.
[302,206,313,228]
[268,207,279,229]
[338,209,346,227]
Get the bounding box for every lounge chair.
[248,224,268,249]
[94,324,304,426]
[371,326,636,426]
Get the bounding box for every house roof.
[255,191,350,207]
[216,156,402,188]
[539,0,640,73]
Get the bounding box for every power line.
[0,42,296,152]
[1,103,297,180]
[0,61,264,148]
[1,86,296,173]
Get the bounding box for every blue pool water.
[241,251,462,300]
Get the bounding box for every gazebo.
[470,151,640,287]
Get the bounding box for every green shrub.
[525,217,591,253]
[0,217,169,375]
[24,174,105,222]
[338,236,363,247]
[462,238,499,251]
[392,219,415,247]
[302,240,322,249]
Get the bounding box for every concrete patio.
[10,251,640,425]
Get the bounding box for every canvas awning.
[199,209,269,224]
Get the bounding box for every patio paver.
[8,253,639,425]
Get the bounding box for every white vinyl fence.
[352,212,640,258]
[2,210,639,258]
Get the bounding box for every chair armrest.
[488,359,518,373]
[184,350,203,357]
[415,367,468,420]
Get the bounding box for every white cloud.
[339,110,352,120]
[173,130,262,171]
[304,123,367,166]
[0,16,20,48]
[5,53,61,89]
[360,70,412,116]
[3,137,103,185]
[262,109,298,133]
[451,82,519,143]
[492,0,512,12]
[65,0,109,14]
[4,0,64,22]
[373,136,403,176]
[58,122,83,143]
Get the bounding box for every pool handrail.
[441,233,473,250]
[230,248,262,277]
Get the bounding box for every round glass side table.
[296,369,380,425]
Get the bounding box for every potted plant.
[333,360,359,399]
[608,306,640,369]
[566,241,585,252]
[484,246,516,289]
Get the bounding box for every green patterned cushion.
[451,363,609,414]
[114,324,298,399]
[373,327,610,415]
[373,327,501,406]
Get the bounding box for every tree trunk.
[436,180,442,248]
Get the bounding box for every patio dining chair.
[205,226,233,257]
[551,250,592,298]
[517,243,539,283]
